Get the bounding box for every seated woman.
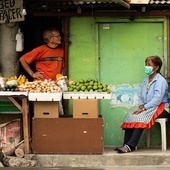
[116,55,170,154]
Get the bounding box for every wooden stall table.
[0,92,30,154]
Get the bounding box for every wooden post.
[22,97,30,154]
[63,16,70,116]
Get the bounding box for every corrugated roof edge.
[149,0,170,4]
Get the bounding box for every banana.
[17,74,27,85]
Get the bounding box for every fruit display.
[0,75,28,91]
[18,80,61,93]
[67,78,111,93]
[2,84,19,91]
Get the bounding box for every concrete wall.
[0,23,19,77]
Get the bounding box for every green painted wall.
[69,17,97,79]
[69,17,167,148]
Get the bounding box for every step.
[35,147,170,167]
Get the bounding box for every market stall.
[0,76,111,154]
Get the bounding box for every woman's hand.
[133,107,145,115]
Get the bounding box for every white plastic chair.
[146,118,168,151]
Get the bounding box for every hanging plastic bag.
[16,28,24,52]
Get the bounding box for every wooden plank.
[8,97,22,112]
[22,97,30,154]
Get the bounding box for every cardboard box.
[73,99,99,118]
[32,118,104,154]
[34,101,59,118]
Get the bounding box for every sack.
[0,119,20,148]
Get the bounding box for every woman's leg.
[117,128,143,153]
[124,128,134,144]
[114,128,134,151]
[126,128,144,149]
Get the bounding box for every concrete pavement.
[1,165,170,170]
[35,147,170,168]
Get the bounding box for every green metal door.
[98,20,166,146]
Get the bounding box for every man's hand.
[32,71,44,79]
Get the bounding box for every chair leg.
[159,120,167,151]
[146,129,150,148]
[146,118,168,151]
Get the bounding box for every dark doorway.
[18,16,63,80]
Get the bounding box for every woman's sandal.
[114,146,123,151]
[117,145,132,153]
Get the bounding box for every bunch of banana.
[7,76,17,81]
[17,74,28,85]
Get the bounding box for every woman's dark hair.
[145,56,162,73]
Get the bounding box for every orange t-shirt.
[23,45,64,81]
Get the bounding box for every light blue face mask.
[144,66,153,75]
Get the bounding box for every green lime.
[87,78,92,82]
[87,85,93,90]
[81,85,86,91]
[79,79,84,83]
[94,82,98,86]
[98,85,103,89]
[71,84,76,89]
[84,79,88,83]
[94,78,98,82]
[98,89,103,92]
[68,87,73,91]
[84,83,89,87]
[93,85,98,90]
[89,81,94,85]
[76,86,81,91]
[79,84,83,88]
[76,82,79,86]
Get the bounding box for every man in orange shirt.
[20,27,64,81]
[20,27,65,115]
